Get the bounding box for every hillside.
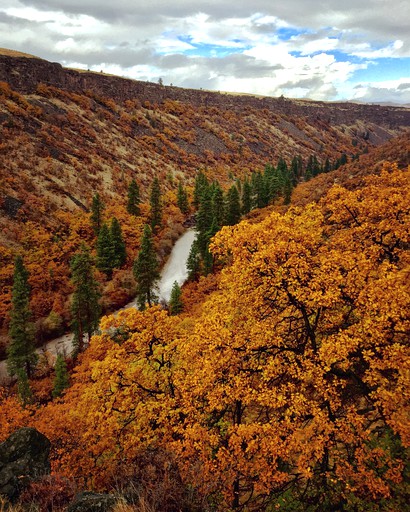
[1,164,409,512]
[0,49,409,343]
[1,50,409,240]
[0,49,409,512]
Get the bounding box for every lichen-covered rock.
[67,492,119,512]
[0,427,50,501]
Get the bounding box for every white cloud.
[0,0,409,103]
[351,39,404,59]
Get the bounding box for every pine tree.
[196,187,213,258]
[193,170,209,208]
[202,247,214,276]
[283,173,293,205]
[133,225,160,310]
[177,182,189,214]
[241,178,252,215]
[90,193,104,235]
[211,182,225,229]
[169,281,183,315]
[110,217,127,268]
[187,239,201,280]
[16,367,33,407]
[149,177,162,233]
[127,179,141,216]
[251,172,265,209]
[70,245,101,356]
[225,185,241,226]
[52,354,70,398]
[7,256,37,379]
[96,223,114,278]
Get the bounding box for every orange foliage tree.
[2,164,408,511]
[173,163,409,510]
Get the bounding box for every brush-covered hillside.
[0,49,409,512]
[1,163,409,512]
[0,49,409,353]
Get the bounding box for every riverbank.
[0,229,195,383]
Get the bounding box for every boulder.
[0,427,51,501]
[67,492,120,512]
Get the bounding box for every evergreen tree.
[340,153,348,166]
[290,155,303,183]
[96,223,114,278]
[193,170,209,208]
[177,182,189,214]
[110,217,127,268]
[70,245,101,356]
[283,173,293,205]
[127,179,141,216]
[90,193,104,235]
[169,281,183,315]
[7,256,37,379]
[202,247,214,276]
[210,182,225,229]
[225,185,241,226]
[16,367,33,407]
[196,187,213,258]
[133,225,160,310]
[241,178,252,215]
[149,177,162,232]
[251,172,265,209]
[187,239,201,280]
[52,354,70,398]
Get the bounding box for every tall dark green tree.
[70,245,101,356]
[283,173,293,205]
[177,182,189,214]
[210,182,225,229]
[186,239,201,280]
[193,170,209,208]
[133,225,160,310]
[241,178,252,215]
[149,177,162,232]
[251,171,265,209]
[169,281,183,315]
[7,255,37,380]
[90,193,104,235]
[196,187,213,257]
[52,354,70,398]
[225,185,241,226]
[127,179,141,216]
[110,217,127,268]
[96,223,114,278]
[16,367,33,406]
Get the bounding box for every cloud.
[0,0,409,103]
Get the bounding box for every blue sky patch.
[352,57,410,83]
[175,37,249,58]
[277,27,306,41]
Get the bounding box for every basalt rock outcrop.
[1,51,410,130]
[0,427,51,501]
[67,491,121,512]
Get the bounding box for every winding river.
[0,229,196,382]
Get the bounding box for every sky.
[1,0,409,104]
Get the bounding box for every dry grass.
[0,48,39,59]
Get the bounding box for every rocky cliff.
[1,52,409,130]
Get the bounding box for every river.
[0,229,196,383]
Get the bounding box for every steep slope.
[0,49,409,351]
[292,132,410,205]
[1,50,409,242]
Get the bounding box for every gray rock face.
[67,492,119,512]
[0,427,51,501]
